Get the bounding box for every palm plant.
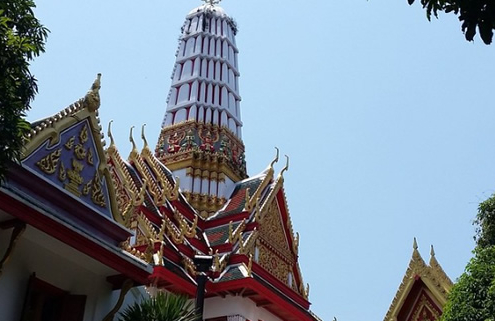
[119,291,198,321]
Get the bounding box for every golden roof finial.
[280,155,289,177]
[83,73,101,112]
[141,124,149,148]
[129,126,138,153]
[430,244,436,257]
[413,237,418,250]
[269,147,279,169]
[107,120,115,147]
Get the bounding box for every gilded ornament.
[64,136,75,150]
[36,148,62,174]
[180,130,197,151]
[409,295,440,321]
[74,144,87,160]
[167,131,186,153]
[270,147,279,169]
[65,159,84,197]
[82,179,92,196]
[199,129,218,152]
[82,73,101,112]
[247,254,253,277]
[279,155,289,178]
[58,161,67,182]
[79,125,89,144]
[91,173,106,207]
[87,148,94,165]
[258,243,290,284]
[259,200,292,260]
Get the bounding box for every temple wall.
[0,226,145,321]
[204,295,283,321]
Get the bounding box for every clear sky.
[29,1,495,321]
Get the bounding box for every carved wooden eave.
[383,240,453,321]
[128,137,168,207]
[106,123,145,228]
[140,125,179,202]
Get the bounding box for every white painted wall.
[0,226,146,321]
[204,295,283,321]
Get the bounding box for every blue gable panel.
[22,119,112,218]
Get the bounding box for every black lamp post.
[193,255,213,321]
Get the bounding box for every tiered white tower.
[156,2,247,217]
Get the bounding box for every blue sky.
[29,1,495,321]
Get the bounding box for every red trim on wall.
[150,266,196,296]
[0,192,150,286]
[228,254,310,309]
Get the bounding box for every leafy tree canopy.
[474,194,495,248]
[0,0,48,183]
[441,193,495,321]
[441,246,495,321]
[119,291,198,321]
[407,0,495,44]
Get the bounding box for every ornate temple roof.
[8,2,321,320]
[1,75,152,287]
[384,239,453,321]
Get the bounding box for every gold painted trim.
[383,239,453,321]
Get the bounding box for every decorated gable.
[257,198,295,286]
[384,240,453,321]
[23,119,112,217]
[398,282,442,321]
[20,75,121,224]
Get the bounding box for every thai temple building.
[384,239,453,321]
[0,2,322,321]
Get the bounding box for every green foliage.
[441,246,495,321]
[118,292,198,321]
[474,194,495,248]
[0,1,48,183]
[441,193,495,321]
[407,0,495,44]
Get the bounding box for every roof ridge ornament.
[279,155,289,178]
[202,0,221,6]
[83,73,101,112]
[141,124,149,149]
[269,147,279,169]
[107,120,115,147]
[129,126,138,154]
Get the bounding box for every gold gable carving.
[259,200,293,262]
[410,294,441,321]
[256,198,297,288]
[383,242,453,321]
[21,74,124,225]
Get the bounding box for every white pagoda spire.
[162,2,242,138]
[156,3,246,218]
